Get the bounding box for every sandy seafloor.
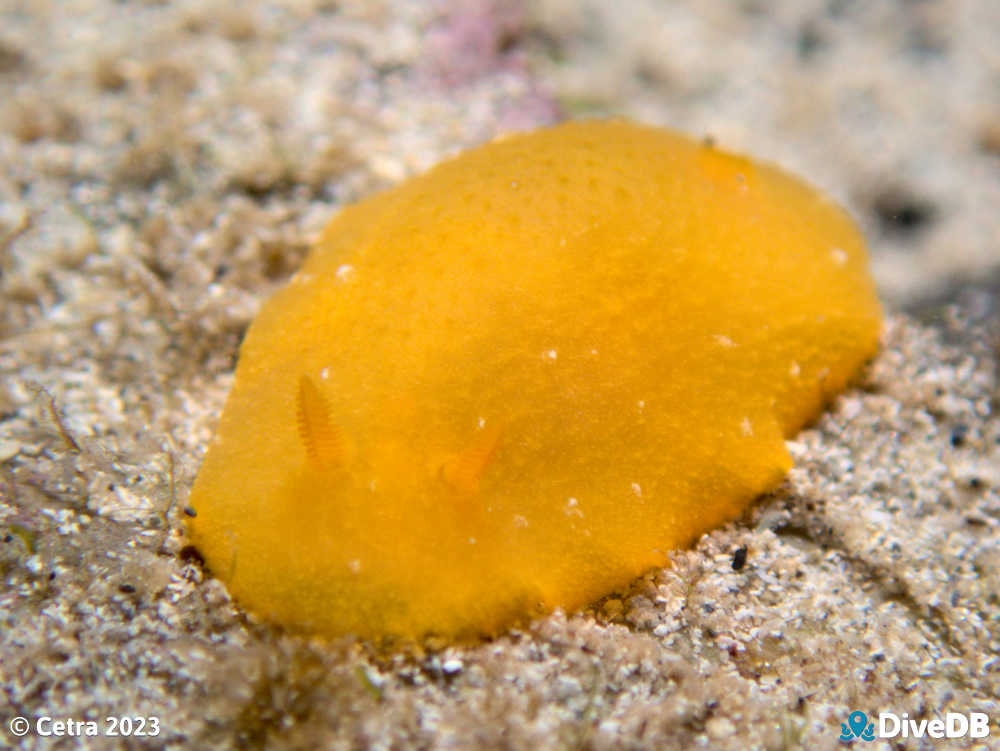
[1,1,999,749]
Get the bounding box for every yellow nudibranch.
[187,119,881,641]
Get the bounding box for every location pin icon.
[848,711,868,738]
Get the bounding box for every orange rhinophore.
[440,424,503,496]
[296,374,347,468]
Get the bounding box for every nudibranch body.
[187,119,881,640]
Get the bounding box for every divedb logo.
[840,710,992,742]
